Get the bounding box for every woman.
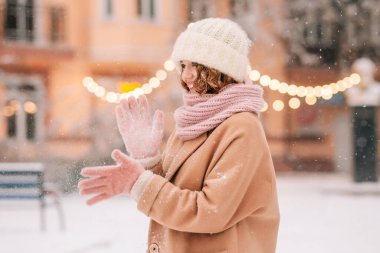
[79,18,280,253]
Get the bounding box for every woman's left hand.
[78,149,144,205]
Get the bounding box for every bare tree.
[281,0,380,71]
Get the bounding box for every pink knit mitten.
[116,95,164,159]
[78,149,144,205]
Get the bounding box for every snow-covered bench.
[0,163,65,231]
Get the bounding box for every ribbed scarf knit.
[174,81,264,141]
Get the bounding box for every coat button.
[149,243,159,253]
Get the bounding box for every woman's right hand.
[79,149,144,205]
[115,95,164,159]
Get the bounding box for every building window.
[104,0,113,18]
[4,0,35,41]
[4,100,18,138]
[50,7,64,43]
[137,0,156,21]
[188,0,213,22]
[231,0,252,17]
[3,81,42,143]
[4,99,37,141]
[284,0,380,67]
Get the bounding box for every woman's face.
[180,60,198,91]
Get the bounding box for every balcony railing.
[0,3,66,46]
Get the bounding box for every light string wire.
[82,60,361,111]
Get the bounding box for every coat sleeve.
[136,153,162,174]
[135,117,275,234]
[146,159,164,176]
[135,131,177,177]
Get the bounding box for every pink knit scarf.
[174,81,264,141]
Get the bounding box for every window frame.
[137,0,157,22]
[101,0,115,20]
[188,0,213,22]
[2,75,45,144]
[4,0,35,42]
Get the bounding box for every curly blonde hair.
[180,63,237,94]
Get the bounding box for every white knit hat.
[171,18,251,82]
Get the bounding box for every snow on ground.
[1,172,379,253]
[276,172,380,253]
[0,194,148,253]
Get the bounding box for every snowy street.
[1,172,379,253]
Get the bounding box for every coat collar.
[165,132,208,181]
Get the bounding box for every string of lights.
[82,60,175,104]
[82,60,361,111]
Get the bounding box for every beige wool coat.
[134,112,280,253]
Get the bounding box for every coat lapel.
[165,133,208,181]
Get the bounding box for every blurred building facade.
[0,0,380,179]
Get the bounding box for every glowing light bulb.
[289,97,301,109]
[249,70,261,81]
[273,100,284,111]
[83,77,93,87]
[106,92,118,103]
[288,84,298,96]
[24,101,37,114]
[305,96,317,105]
[279,82,288,93]
[313,86,322,97]
[142,83,153,94]
[149,77,160,88]
[322,92,333,100]
[95,86,106,97]
[321,85,332,97]
[134,88,144,96]
[336,81,346,92]
[306,86,314,97]
[156,70,167,80]
[164,60,175,71]
[259,75,271,86]
[269,79,280,90]
[350,73,361,85]
[330,83,339,94]
[88,81,98,92]
[296,86,307,97]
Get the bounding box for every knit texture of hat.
[171,18,251,82]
